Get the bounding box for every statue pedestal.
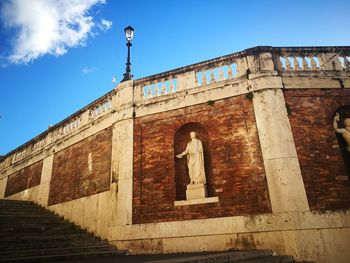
[186,183,207,200]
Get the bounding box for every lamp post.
[121,26,134,82]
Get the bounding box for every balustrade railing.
[196,63,238,86]
[1,95,114,169]
[90,98,113,119]
[12,148,27,163]
[142,78,178,99]
[59,118,81,135]
[274,47,350,72]
[2,46,350,170]
[135,52,245,102]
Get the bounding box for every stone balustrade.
[0,93,115,172]
[59,117,82,135]
[11,148,27,163]
[142,78,178,99]
[196,63,238,86]
[273,47,350,71]
[1,46,350,173]
[135,52,244,103]
[90,98,113,119]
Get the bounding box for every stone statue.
[176,131,206,185]
[333,112,350,152]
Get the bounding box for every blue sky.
[0,0,350,155]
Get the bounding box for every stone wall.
[285,88,350,211]
[5,160,43,197]
[133,95,271,223]
[49,127,112,205]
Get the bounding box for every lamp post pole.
[121,26,134,82]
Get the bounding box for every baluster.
[218,68,225,81]
[201,70,207,85]
[332,55,343,70]
[146,85,151,98]
[236,63,241,77]
[154,83,159,96]
[227,65,233,78]
[302,57,309,69]
[310,57,317,69]
[275,57,283,71]
[169,79,174,93]
[143,86,147,99]
[161,81,166,95]
[210,69,216,83]
[173,79,177,91]
[158,82,162,95]
[316,56,324,70]
[293,57,300,70]
[344,57,350,70]
[285,57,292,70]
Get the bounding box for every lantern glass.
[124,26,134,42]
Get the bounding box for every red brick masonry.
[5,160,43,197]
[48,127,112,205]
[133,96,271,224]
[285,89,350,211]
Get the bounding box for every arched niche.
[174,122,214,200]
[334,106,350,176]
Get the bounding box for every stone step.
[1,240,109,251]
[0,222,79,233]
[0,215,68,225]
[0,208,53,215]
[143,250,278,263]
[0,218,65,226]
[0,227,87,238]
[0,213,61,219]
[0,204,48,210]
[0,244,124,259]
[236,256,295,263]
[0,199,36,205]
[0,199,125,261]
[0,232,97,242]
[0,250,124,263]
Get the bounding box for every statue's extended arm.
[334,113,345,134]
[176,145,189,158]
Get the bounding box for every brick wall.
[5,160,43,197]
[133,96,271,224]
[285,89,350,211]
[48,127,112,205]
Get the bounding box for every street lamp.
[121,26,134,82]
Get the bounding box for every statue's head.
[190,131,197,139]
[345,118,350,129]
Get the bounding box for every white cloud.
[99,18,112,31]
[1,0,111,64]
[82,66,97,74]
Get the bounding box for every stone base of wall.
[47,187,117,240]
[109,210,350,263]
[5,185,40,202]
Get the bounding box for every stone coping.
[174,196,219,206]
[109,210,350,241]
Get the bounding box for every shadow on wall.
[174,122,214,201]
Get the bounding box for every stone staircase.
[0,199,126,262]
[0,199,303,263]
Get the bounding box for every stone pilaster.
[252,88,310,212]
[109,80,134,239]
[0,176,8,198]
[38,154,54,206]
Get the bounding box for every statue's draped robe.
[185,138,206,184]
